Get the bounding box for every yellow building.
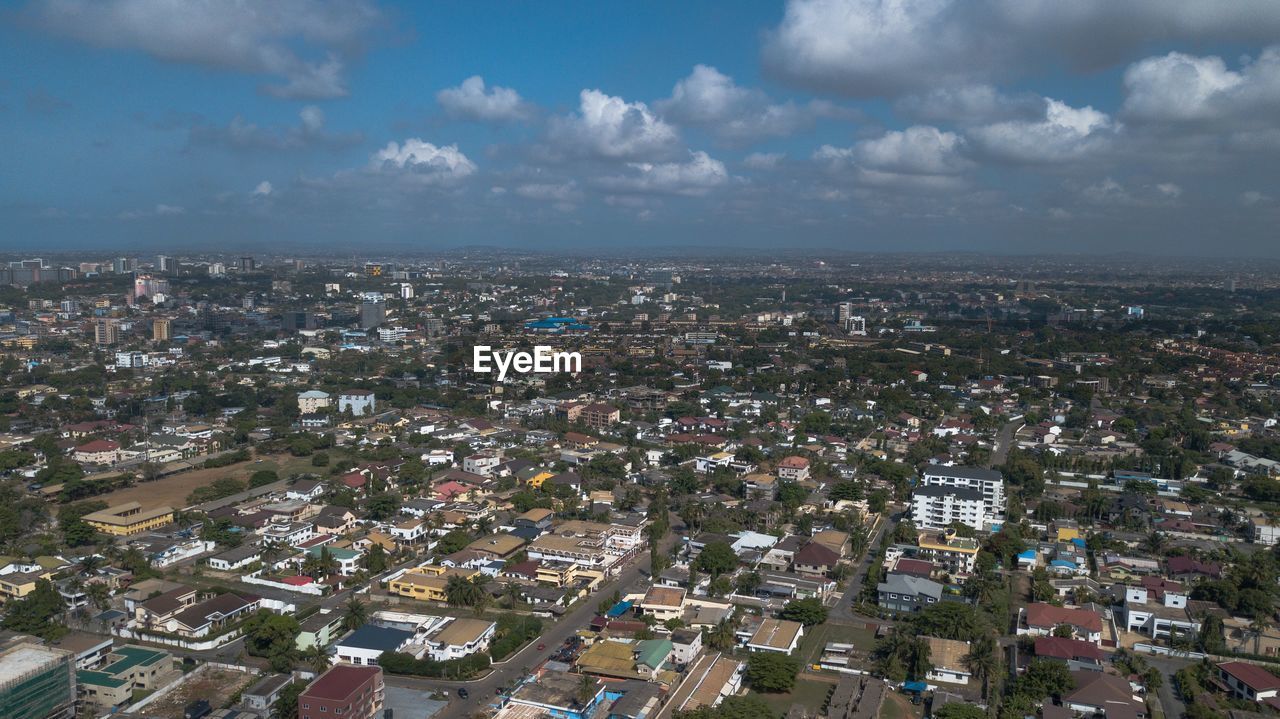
[82,503,175,536]
[526,471,555,490]
[0,569,55,599]
[388,566,479,602]
[534,562,604,589]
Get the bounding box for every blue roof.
[1071,538,1087,548]
[902,681,927,693]
[1051,559,1077,568]
[606,600,633,618]
[338,625,413,652]
[1017,550,1036,558]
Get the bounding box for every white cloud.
[1079,177,1182,207]
[853,126,969,175]
[658,65,836,141]
[118,203,185,220]
[1241,190,1273,206]
[763,0,1280,97]
[1122,47,1280,125]
[743,152,785,170]
[969,98,1112,163]
[893,84,1044,125]
[437,76,533,122]
[190,105,361,151]
[371,139,477,183]
[816,126,969,191]
[253,181,274,196]
[550,90,678,160]
[29,0,381,99]
[515,182,582,203]
[600,151,729,196]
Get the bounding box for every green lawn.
[797,622,878,665]
[754,679,833,716]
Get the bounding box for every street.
[386,530,681,719]
[988,419,1024,468]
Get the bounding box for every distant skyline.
[3,1,1280,255]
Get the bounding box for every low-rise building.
[299,665,385,719]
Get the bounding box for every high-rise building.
[844,315,867,335]
[156,255,175,273]
[153,318,171,342]
[916,466,1006,529]
[208,262,226,276]
[282,311,319,331]
[359,292,386,330]
[0,639,76,719]
[94,318,120,346]
[112,257,134,274]
[239,256,256,273]
[133,274,170,301]
[837,301,854,324]
[398,283,415,300]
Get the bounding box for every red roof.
[891,558,935,578]
[339,472,367,489]
[303,665,382,701]
[75,439,120,453]
[1219,662,1280,692]
[1034,636,1104,662]
[778,456,810,469]
[279,575,314,586]
[1025,603,1103,633]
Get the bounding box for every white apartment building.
[911,485,986,531]
[920,465,1006,526]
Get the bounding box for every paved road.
[388,531,681,719]
[989,419,1025,468]
[1147,656,1190,719]
[830,508,896,625]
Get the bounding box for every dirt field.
[143,667,258,719]
[89,454,314,511]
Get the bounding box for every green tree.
[745,652,800,693]
[343,597,368,631]
[780,598,828,626]
[0,580,67,640]
[242,610,301,672]
[693,541,738,577]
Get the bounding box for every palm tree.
[707,618,738,650]
[86,582,111,611]
[962,634,1001,705]
[1249,617,1272,655]
[503,582,522,610]
[303,645,330,674]
[576,674,597,706]
[79,554,104,576]
[1144,531,1167,555]
[343,597,368,630]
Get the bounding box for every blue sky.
[3,1,1280,255]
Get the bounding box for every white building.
[297,390,331,414]
[338,390,376,417]
[919,465,1005,526]
[425,618,496,661]
[911,485,986,531]
[1253,518,1280,546]
[1122,584,1200,640]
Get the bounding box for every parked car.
[458,688,469,699]
[536,643,546,651]
[185,700,212,719]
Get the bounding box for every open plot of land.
[754,678,835,716]
[141,667,257,719]
[797,621,879,667]
[87,454,316,511]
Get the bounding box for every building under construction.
[0,638,76,719]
